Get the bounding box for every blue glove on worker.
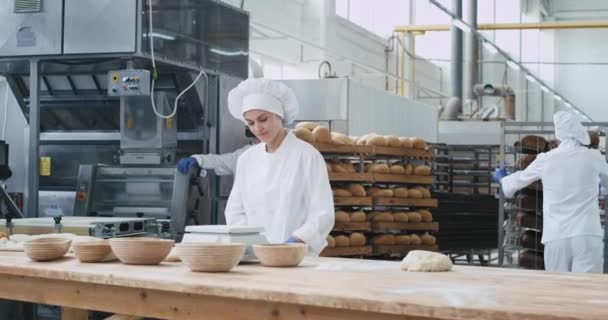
[285,237,302,244]
[492,168,508,184]
[176,157,199,175]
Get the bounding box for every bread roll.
[372,212,394,222]
[334,235,350,247]
[349,136,359,144]
[295,122,319,131]
[393,212,409,222]
[371,234,395,245]
[420,233,436,245]
[419,209,433,222]
[389,165,405,174]
[399,137,414,148]
[393,187,409,198]
[348,184,366,197]
[366,135,387,146]
[366,211,378,221]
[332,188,352,197]
[410,137,426,149]
[349,233,367,246]
[312,126,332,144]
[333,161,355,173]
[417,187,431,199]
[395,235,411,245]
[326,235,336,248]
[356,133,375,145]
[414,165,431,176]
[407,212,422,223]
[335,211,350,223]
[409,234,422,245]
[374,189,394,197]
[366,187,380,197]
[386,135,401,147]
[404,164,414,175]
[294,128,314,143]
[369,163,390,174]
[350,211,366,222]
[331,132,351,145]
[407,189,423,199]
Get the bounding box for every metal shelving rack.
[498,121,608,273]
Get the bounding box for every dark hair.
[245,127,255,138]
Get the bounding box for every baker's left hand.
[285,236,304,243]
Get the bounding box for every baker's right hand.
[176,157,199,175]
[492,167,508,184]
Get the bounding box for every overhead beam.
[395,21,608,33]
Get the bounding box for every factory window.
[336,0,410,38]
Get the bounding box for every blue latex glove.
[176,157,199,175]
[492,168,508,184]
[285,237,302,244]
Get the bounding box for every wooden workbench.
[0,252,607,320]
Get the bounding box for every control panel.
[107,69,151,96]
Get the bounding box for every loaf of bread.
[389,165,405,174]
[372,212,394,222]
[418,209,433,222]
[400,137,414,148]
[520,230,543,251]
[414,165,431,176]
[366,187,380,197]
[334,235,350,247]
[404,164,414,175]
[516,135,547,154]
[331,132,351,145]
[332,188,352,197]
[393,212,409,222]
[371,234,395,245]
[420,233,436,245]
[416,187,431,199]
[515,211,543,230]
[332,161,355,173]
[369,163,390,174]
[335,211,350,223]
[407,189,423,199]
[0,232,8,239]
[373,189,394,197]
[516,154,536,170]
[409,234,422,245]
[312,126,332,144]
[295,122,319,131]
[366,135,388,146]
[393,187,409,198]
[519,250,544,270]
[395,235,411,245]
[326,235,336,248]
[386,135,401,147]
[350,211,366,222]
[294,128,315,143]
[410,137,426,149]
[347,183,366,197]
[407,212,422,223]
[349,233,367,246]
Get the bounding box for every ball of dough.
[407,212,422,223]
[421,233,436,246]
[372,212,394,222]
[326,235,336,248]
[404,164,414,175]
[295,121,319,131]
[409,234,422,245]
[419,210,433,222]
[395,235,411,245]
[371,234,395,245]
[399,137,414,148]
[414,165,431,176]
[348,184,366,197]
[356,133,374,145]
[408,189,423,199]
[400,250,452,272]
[369,163,390,174]
[334,235,350,247]
[393,212,409,222]
[374,189,394,197]
[386,135,401,147]
[294,128,315,143]
[393,187,409,198]
[410,138,427,150]
[335,211,351,223]
[349,233,367,246]
[366,135,388,146]
[331,132,351,145]
[0,232,8,240]
[389,165,405,174]
[312,126,332,144]
[350,211,367,222]
[418,188,431,199]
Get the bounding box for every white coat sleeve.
[595,152,608,189]
[191,145,251,176]
[292,152,335,255]
[224,157,248,225]
[501,154,545,198]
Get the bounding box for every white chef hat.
[553,111,590,145]
[227,79,299,125]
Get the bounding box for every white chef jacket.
[502,139,608,243]
[224,131,334,255]
[192,145,251,176]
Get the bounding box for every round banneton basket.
[23,237,72,261]
[72,240,112,263]
[252,243,307,267]
[109,238,174,265]
[176,243,245,272]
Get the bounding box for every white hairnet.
[553,111,590,145]
[227,79,299,125]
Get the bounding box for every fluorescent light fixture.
[540,85,549,93]
[209,48,249,56]
[506,60,521,71]
[554,95,563,102]
[482,41,498,54]
[452,19,471,33]
[525,74,537,83]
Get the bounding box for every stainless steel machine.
[0,0,251,239]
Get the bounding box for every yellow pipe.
[394,21,608,33]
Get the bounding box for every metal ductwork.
[473,84,515,120]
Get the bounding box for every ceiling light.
[452,19,471,33]
[506,60,520,71]
[482,41,498,54]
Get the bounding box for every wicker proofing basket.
[72,240,112,263]
[23,237,72,261]
[176,243,245,272]
[109,238,174,265]
[252,243,307,267]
